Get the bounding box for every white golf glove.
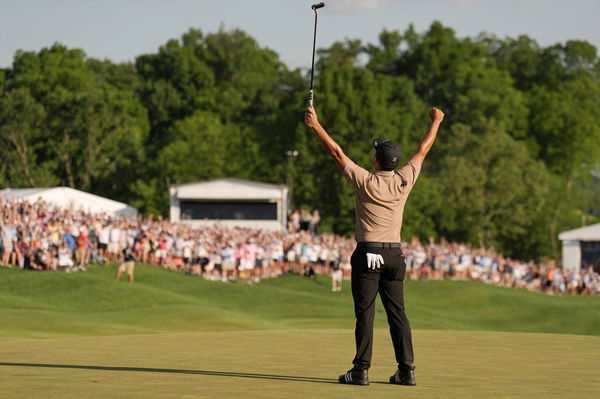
[366,253,384,270]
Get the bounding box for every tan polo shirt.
[343,159,421,243]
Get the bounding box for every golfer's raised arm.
[410,107,445,166]
[304,107,350,170]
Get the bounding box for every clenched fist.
[428,107,444,123]
[304,107,320,129]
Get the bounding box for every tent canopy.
[173,178,286,201]
[558,223,600,241]
[0,187,137,217]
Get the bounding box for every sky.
[1,0,599,71]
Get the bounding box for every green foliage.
[402,175,443,240]
[488,34,543,91]
[1,44,149,198]
[528,76,600,176]
[0,88,57,187]
[365,30,403,73]
[157,111,257,183]
[437,123,554,257]
[0,24,598,260]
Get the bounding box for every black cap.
[373,138,401,170]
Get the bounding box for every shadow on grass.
[0,362,338,384]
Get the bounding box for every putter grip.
[311,2,325,10]
[308,90,314,107]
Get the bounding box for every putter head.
[311,2,325,10]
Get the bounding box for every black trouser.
[350,244,414,372]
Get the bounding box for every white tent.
[0,187,137,217]
[558,223,600,271]
[169,178,288,231]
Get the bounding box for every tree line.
[1,22,599,261]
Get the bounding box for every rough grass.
[0,265,598,338]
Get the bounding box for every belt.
[357,242,402,249]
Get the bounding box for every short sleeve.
[396,160,421,189]
[343,160,369,190]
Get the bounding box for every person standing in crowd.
[255,241,266,279]
[331,256,343,292]
[108,222,121,262]
[220,242,235,282]
[115,242,138,284]
[140,233,151,264]
[63,226,76,255]
[59,241,75,271]
[309,209,321,235]
[1,218,18,267]
[300,209,311,231]
[305,105,444,386]
[240,239,257,282]
[97,222,110,260]
[290,210,301,232]
[75,225,89,271]
[155,235,167,266]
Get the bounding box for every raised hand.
[428,107,444,123]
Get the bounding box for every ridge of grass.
[1,265,598,338]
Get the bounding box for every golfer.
[304,106,444,386]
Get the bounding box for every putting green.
[1,329,598,399]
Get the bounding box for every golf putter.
[308,2,325,107]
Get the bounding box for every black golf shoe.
[338,369,369,386]
[389,368,416,386]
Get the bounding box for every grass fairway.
[1,265,599,398]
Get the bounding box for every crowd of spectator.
[1,197,599,296]
[288,208,321,235]
[402,238,600,296]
